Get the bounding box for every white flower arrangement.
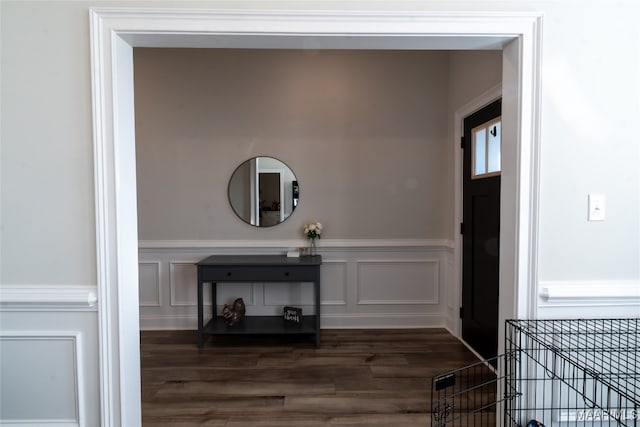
[303,221,323,240]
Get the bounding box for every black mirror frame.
[227,156,299,228]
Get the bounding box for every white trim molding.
[138,238,454,251]
[538,280,640,319]
[0,285,98,311]
[539,280,640,307]
[91,8,542,425]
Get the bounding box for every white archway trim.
[90,8,542,425]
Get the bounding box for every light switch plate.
[588,194,606,221]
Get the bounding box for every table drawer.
[200,265,316,282]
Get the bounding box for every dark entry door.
[461,99,501,361]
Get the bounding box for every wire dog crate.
[432,318,639,426]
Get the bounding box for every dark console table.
[196,255,322,347]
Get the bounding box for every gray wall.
[134,48,462,240]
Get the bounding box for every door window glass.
[472,117,501,179]
[474,128,486,176]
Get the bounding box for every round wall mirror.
[228,156,299,227]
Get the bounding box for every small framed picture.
[283,306,302,325]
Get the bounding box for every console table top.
[196,254,322,266]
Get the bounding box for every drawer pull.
[284,272,290,277]
[226,272,232,277]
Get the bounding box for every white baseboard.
[140,313,447,331]
[140,314,207,331]
[321,313,446,329]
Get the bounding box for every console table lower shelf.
[203,315,318,336]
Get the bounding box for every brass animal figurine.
[222,297,246,326]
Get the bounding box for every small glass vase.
[308,238,317,256]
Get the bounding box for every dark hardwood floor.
[141,329,481,426]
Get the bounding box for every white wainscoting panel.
[446,259,455,310]
[169,262,206,307]
[0,332,83,425]
[218,283,256,307]
[138,262,161,307]
[444,257,459,335]
[356,260,439,305]
[138,239,454,330]
[0,305,100,427]
[319,260,348,306]
[263,282,314,307]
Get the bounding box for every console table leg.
[314,276,321,348]
[197,279,204,348]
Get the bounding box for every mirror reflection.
[228,157,299,227]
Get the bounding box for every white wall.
[1,3,101,424]
[1,1,639,425]
[0,1,96,285]
[532,0,640,318]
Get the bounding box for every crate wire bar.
[432,319,639,426]
[432,354,511,426]
[506,319,639,426]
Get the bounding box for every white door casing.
[90,8,542,425]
